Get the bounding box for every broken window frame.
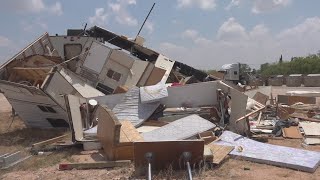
[37,105,57,113]
[46,118,69,127]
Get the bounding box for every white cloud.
[109,0,138,26]
[158,17,320,70]
[49,2,63,16]
[252,0,291,14]
[225,0,241,10]
[0,0,63,15]
[181,29,199,39]
[145,21,154,34]
[0,36,13,47]
[21,18,49,32]
[217,17,248,41]
[177,0,217,10]
[181,29,212,45]
[89,8,108,27]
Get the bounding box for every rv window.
[46,118,69,127]
[106,69,122,81]
[234,71,238,75]
[37,105,57,113]
[113,72,121,81]
[107,69,114,78]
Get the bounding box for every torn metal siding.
[42,68,104,110]
[0,80,68,128]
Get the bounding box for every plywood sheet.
[97,105,122,160]
[207,144,234,164]
[120,120,144,143]
[282,126,302,139]
[215,131,320,172]
[300,122,320,136]
[134,140,204,170]
[112,87,160,127]
[142,114,216,141]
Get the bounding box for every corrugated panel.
[112,87,160,127]
[142,114,216,141]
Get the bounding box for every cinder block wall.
[286,76,302,87]
[304,76,320,87]
[268,78,283,86]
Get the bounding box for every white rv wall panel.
[82,41,111,73]
[160,81,218,108]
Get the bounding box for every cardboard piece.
[282,126,303,139]
[134,140,204,170]
[215,131,320,172]
[142,114,216,141]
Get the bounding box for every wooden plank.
[32,134,70,150]
[282,126,302,139]
[134,140,204,170]
[236,106,265,123]
[58,160,131,170]
[207,144,234,164]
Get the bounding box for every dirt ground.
[1,92,320,179]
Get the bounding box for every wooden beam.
[59,160,131,170]
[236,106,266,123]
[32,134,70,150]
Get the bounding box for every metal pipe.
[182,152,193,180]
[148,161,152,180]
[145,152,153,180]
[186,161,193,180]
[135,3,156,41]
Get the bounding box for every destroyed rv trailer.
[1,26,320,177]
[0,26,214,129]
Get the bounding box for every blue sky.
[0,0,320,69]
